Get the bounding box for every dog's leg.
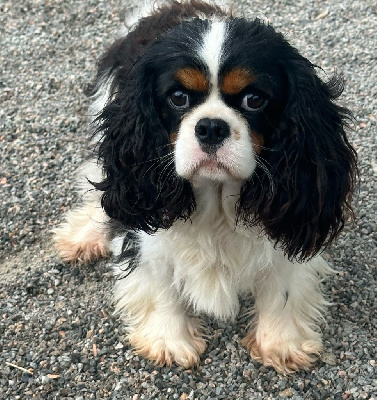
[242,255,331,373]
[53,200,110,263]
[53,160,110,263]
[114,264,207,368]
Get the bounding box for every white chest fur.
[137,181,274,320]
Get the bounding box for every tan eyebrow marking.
[221,68,255,95]
[175,68,209,92]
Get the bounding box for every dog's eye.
[169,91,190,110]
[241,93,267,111]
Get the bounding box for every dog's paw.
[54,227,109,263]
[129,319,206,368]
[53,204,110,264]
[242,331,322,374]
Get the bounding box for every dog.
[54,0,357,373]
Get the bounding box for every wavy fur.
[91,6,356,260]
[54,0,357,373]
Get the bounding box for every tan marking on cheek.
[233,130,241,140]
[170,132,178,151]
[175,68,209,92]
[221,68,255,95]
[250,131,264,154]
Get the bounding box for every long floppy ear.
[239,57,357,261]
[92,61,195,232]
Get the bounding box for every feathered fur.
[90,6,356,261]
[54,0,357,373]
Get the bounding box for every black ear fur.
[87,0,228,233]
[239,57,357,261]
[93,61,195,233]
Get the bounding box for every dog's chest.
[164,216,262,319]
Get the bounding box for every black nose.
[195,118,230,151]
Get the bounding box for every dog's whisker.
[156,160,176,192]
[255,159,275,192]
[131,152,174,167]
[140,155,174,180]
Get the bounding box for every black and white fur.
[54,0,357,373]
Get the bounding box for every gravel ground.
[1,0,376,399]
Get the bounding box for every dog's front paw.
[242,330,322,374]
[54,227,109,263]
[53,204,110,263]
[129,319,206,369]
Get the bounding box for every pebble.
[41,376,50,385]
[321,352,337,366]
[279,388,293,397]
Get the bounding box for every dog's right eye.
[169,91,190,110]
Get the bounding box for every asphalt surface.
[1,0,376,399]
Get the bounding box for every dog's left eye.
[241,93,267,111]
[169,91,190,110]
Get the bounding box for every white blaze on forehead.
[199,20,227,90]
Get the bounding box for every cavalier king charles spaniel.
[54,0,357,373]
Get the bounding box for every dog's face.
[164,68,259,183]
[95,16,356,260]
[154,19,285,184]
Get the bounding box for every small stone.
[243,369,252,378]
[279,388,293,397]
[321,352,337,365]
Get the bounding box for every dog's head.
[93,8,357,261]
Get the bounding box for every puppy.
[54,0,357,373]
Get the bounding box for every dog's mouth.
[191,157,235,181]
[197,158,227,171]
